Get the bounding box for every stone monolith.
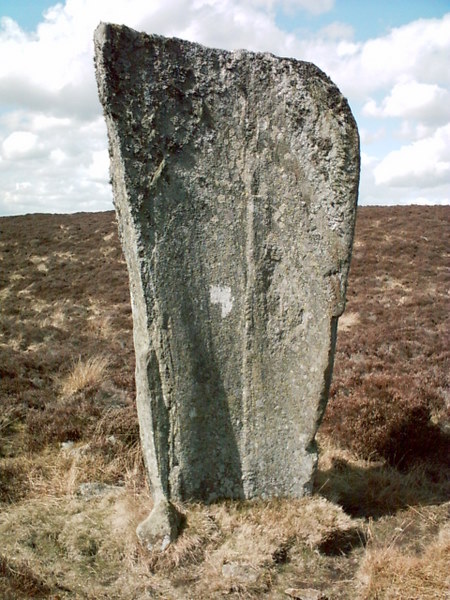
[94,23,360,549]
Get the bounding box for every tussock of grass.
[59,354,109,397]
[357,517,450,599]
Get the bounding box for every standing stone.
[94,23,359,547]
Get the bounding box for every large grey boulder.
[94,23,359,547]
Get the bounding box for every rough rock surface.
[136,498,182,552]
[94,23,359,540]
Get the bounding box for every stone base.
[136,499,183,552]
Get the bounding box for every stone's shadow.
[317,526,367,556]
[174,289,245,502]
[314,457,450,520]
[154,215,244,503]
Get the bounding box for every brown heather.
[0,206,448,599]
[321,206,449,470]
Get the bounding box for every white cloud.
[0,1,449,214]
[361,152,377,167]
[87,149,109,181]
[245,0,334,16]
[16,181,32,191]
[363,79,450,125]
[50,148,67,165]
[359,126,386,145]
[313,14,450,101]
[318,22,354,41]
[0,16,27,42]
[374,124,450,188]
[32,115,72,130]
[336,40,358,56]
[282,0,334,16]
[2,131,38,159]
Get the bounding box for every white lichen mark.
[210,285,233,318]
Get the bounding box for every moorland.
[0,206,448,599]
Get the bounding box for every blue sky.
[0,0,52,31]
[276,0,450,39]
[3,0,449,39]
[0,0,449,215]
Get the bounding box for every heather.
[0,206,448,599]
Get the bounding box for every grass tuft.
[59,354,109,397]
[357,519,450,599]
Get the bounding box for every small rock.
[61,442,90,457]
[60,441,75,451]
[136,499,183,552]
[31,377,44,389]
[76,482,122,499]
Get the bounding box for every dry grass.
[357,511,450,599]
[0,490,365,599]
[315,435,449,519]
[0,554,52,599]
[59,354,110,397]
[0,206,448,598]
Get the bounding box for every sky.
[0,0,449,216]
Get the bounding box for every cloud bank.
[0,1,448,214]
